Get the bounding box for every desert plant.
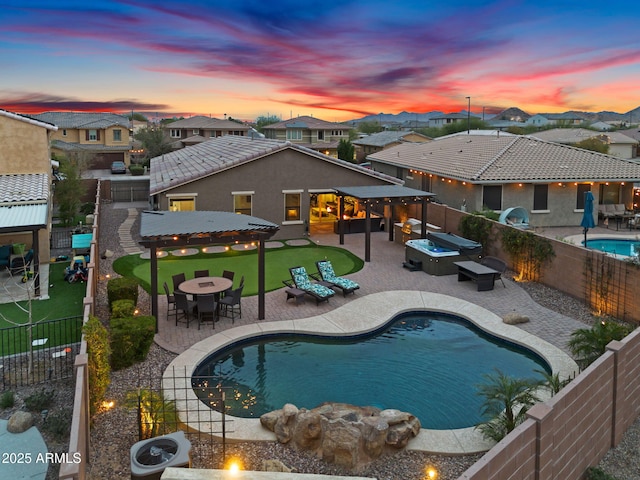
[125,389,179,440]
[568,320,634,370]
[534,369,571,395]
[0,390,15,409]
[501,228,555,281]
[24,388,54,411]
[83,315,111,416]
[475,369,542,442]
[43,409,72,440]
[585,466,620,480]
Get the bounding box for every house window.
[533,184,548,210]
[113,129,122,142]
[318,130,324,141]
[168,196,196,211]
[88,129,97,141]
[331,130,344,136]
[576,184,592,209]
[233,191,253,215]
[170,129,180,138]
[284,191,302,221]
[286,129,302,140]
[62,129,67,136]
[482,185,502,211]
[193,129,199,135]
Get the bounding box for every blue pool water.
[192,312,550,430]
[585,238,640,257]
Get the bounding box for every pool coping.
[162,291,579,455]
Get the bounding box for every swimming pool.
[192,311,550,430]
[585,238,640,257]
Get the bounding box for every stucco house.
[0,109,59,295]
[31,111,132,169]
[525,112,584,127]
[261,115,353,158]
[532,128,638,160]
[163,115,250,150]
[149,136,400,238]
[352,131,431,163]
[367,132,640,228]
[428,113,469,128]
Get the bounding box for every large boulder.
[260,402,420,470]
[7,411,33,433]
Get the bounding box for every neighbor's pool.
[192,312,550,430]
[585,238,640,257]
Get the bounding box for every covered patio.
[333,185,436,261]
[138,211,279,327]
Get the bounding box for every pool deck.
[152,228,594,455]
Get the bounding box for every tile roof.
[263,115,353,130]
[368,133,640,183]
[150,136,400,195]
[0,174,49,204]
[353,131,426,147]
[0,109,57,130]
[532,128,638,145]
[31,112,130,129]
[52,140,131,152]
[164,116,250,130]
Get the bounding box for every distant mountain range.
[347,106,640,125]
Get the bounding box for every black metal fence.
[0,316,83,388]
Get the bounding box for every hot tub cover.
[426,232,482,255]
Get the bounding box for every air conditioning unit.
[130,431,191,480]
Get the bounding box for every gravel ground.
[24,202,637,480]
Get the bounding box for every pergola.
[333,185,436,262]
[138,211,279,327]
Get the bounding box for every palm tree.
[568,320,634,370]
[475,369,542,442]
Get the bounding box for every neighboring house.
[261,115,353,158]
[428,113,470,128]
[163,116,250,149]
[353,131,431,163]
[532,128,639,159]
[0,109,58,294]
[486,119,527,131]
[525,112,584,127]
[590,121,614,131]
[367,132,640,228]
[31,111,132,169]
[149,136,400,238]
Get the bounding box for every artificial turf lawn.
[0,262,86,354]
[113,243,364,296]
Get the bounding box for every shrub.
[83,315,111,416]
[125,389,179,439]
[24,388,54,411]
[0,391,15,409]
[129,164,145,176]
[586,467,619,480]
[109,315,156,370]
[107,276,139,310]
[111,299,136,319]
[79,202,95,215]
[568,320,634,370]
[43,409,72,440]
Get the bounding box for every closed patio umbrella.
[581,191,596,247]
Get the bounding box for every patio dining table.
[178,276,233,297]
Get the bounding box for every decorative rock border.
[170,248,199,257]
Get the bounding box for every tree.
[568,320,633,370]
[54,155,86,227]
[337,139,355,163]
[128,112,148,122]
[255,115,280,132]
[575,137,610,154]
[475,369,541,442]
[357,121,383,135]
[134,125,173,162]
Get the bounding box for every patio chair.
[221,270,235,297]
[219,284,243,323]
[480,256,507,288]
[196,294,217,330]
[285,266,335,305]
[194,269,209,278]
[163,281,176,320]
[172,272,186,293]
[314,260,359,297]
[174,291,196,327]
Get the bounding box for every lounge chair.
[285,266,335,305]
[314,260,359,297]
[480,256,507,288]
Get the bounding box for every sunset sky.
[1,1,639,122]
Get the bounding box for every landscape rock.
[262,459,296,472]
[503,312,530,324]
[260,402,420,470]
[7,411,34,433]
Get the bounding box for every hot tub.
[405,235,482,276]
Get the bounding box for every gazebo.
[138,211,279,327]
[333,185,436,261]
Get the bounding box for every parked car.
[111,161,127,174]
